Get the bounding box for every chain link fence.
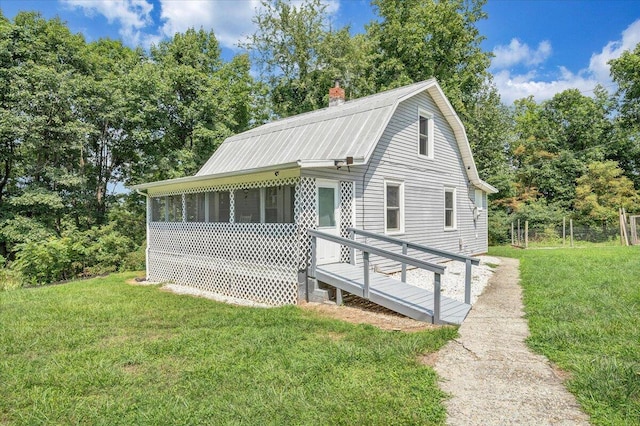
[509,218,629,248]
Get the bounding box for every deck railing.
[347,228,480,304]
[308,229,447,323]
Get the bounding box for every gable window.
[384,180,404,234]
[419,109,434,159]
[444,187,456,230]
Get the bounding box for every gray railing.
[308,229,447,323]
[347,228,480,304]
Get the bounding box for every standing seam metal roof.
[127,80,495,194]
[196,80,434,176]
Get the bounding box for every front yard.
[0,274,454,425]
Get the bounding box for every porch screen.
[265,185,295,223]
[185,193,206,222]
[208,191,230,222]
[235,188,261,223]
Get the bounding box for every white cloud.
[492,39,551,69]
[62,0,154,46]
[158,0,340,49]
[158,0,262,48]
[589,18,640,82]
[493,19,640,104]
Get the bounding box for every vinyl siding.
[302,92,489,273]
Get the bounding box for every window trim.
[384,179,405,235]
[418,108,434,159]
[444,187,457,231]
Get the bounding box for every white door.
[316,180,341,265]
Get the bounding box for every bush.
[11,224,143,286]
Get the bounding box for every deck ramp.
[315,262,471,325]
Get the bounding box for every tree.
[244,0,371,117]
[574,160,639,226]
[608,45,640,188]
[147,28,253,177]
[367,0,491,115]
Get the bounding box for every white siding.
[308,93,488,272]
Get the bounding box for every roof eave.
[129,162,301,192]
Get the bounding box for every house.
[130,79,497,309]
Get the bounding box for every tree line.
[1,0,639,286]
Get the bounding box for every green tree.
[244,0,371,117]
[608,44,640,188]
[367,0,491,115]
[574,160,639,226]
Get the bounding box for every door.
[316,180,341,265]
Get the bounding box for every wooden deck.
[315,262,471,325]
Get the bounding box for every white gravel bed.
[162,283,272,308]
[390,255,501,304]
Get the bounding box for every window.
[384,180,404,234]
[419,109,434,158]
[208,191,230,222]
[444,187,456,230]
[185,193,206,222]
[318,187,336,227]
[474,189,484,210]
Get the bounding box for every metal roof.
[132,79,496,194]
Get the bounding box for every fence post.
[563,216,566,246]
[517,219,521,246]
[464,259,472,305]
[401,242,408,282]
[570,219,574,248]
[511,222,514,245]
[433,272,441,324]
[525,220,529,249]
[363,251,370,299]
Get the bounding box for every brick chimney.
[329,80,345,107]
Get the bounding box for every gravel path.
[391,255,501,304]
[433,257,590,425]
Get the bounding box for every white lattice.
[147,178,301,306]
[295,177,317,270]
[340,181,355,263]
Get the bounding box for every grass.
[0,273,456,425]
[489,245,640,425]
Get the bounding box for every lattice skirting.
[148,222,299,306]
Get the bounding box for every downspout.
[136,189,151,280]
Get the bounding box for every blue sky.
[2,0,640,104]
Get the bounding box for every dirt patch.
[301,300,436,332]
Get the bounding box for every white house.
[130,79,497,309]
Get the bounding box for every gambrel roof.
[132,79,496,194]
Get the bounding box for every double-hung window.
[444,187,456,230]
[419,109,434,159]
[384,180,404,234]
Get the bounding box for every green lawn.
[0,274,455,425]
[490,245,640,426]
